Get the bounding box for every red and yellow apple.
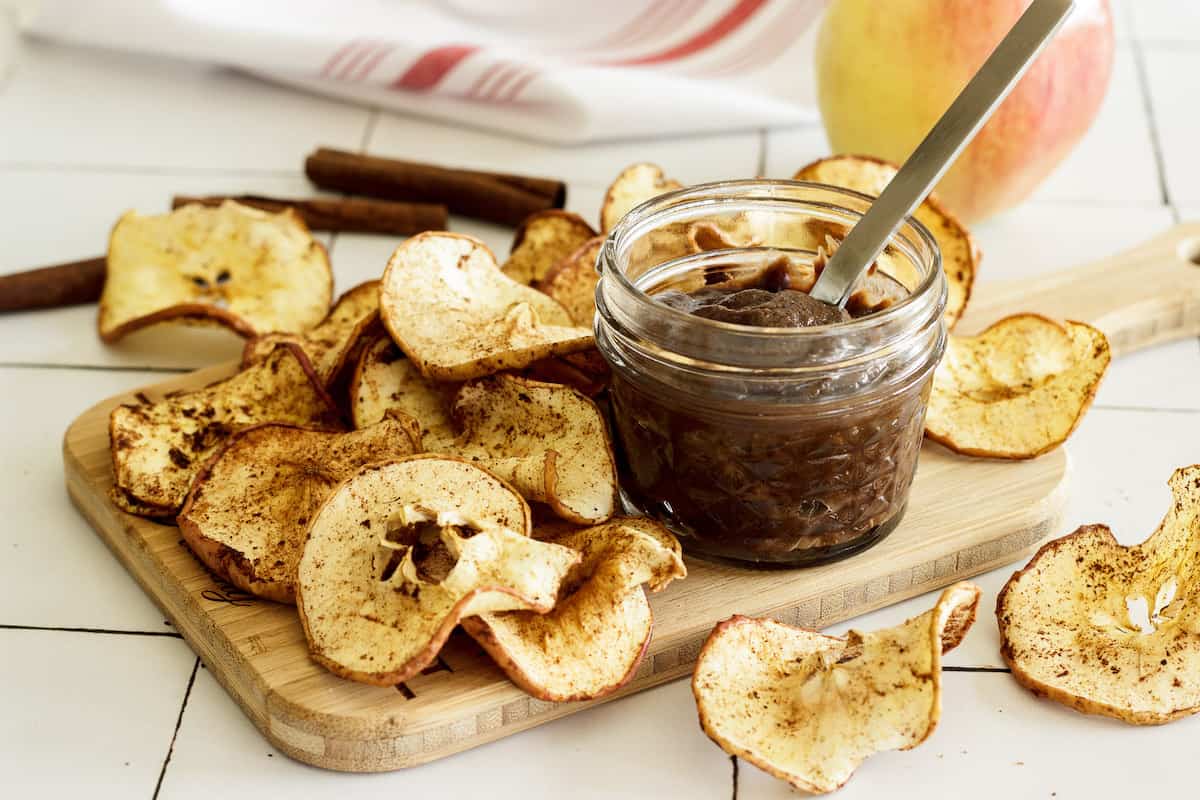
[815,0,1114,223]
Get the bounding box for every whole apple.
[815,0,1114,223]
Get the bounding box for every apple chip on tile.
[380,232,593,381]
[925,314,1110,458]
[692,582,981,795]
[998,465,1200,725]
[463,518,685,701]
[177,413,421,604]
[535,236,604,326]
[109,343,341,517]
[445,375,619,525]
[349,332,457,447]
[794,155,980,328]
[502,210,598,285]
[99,200,333,343]
[241,279,380,388]
[296,456,579,686]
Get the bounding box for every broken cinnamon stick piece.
[304,148,566,227]
[0,256,106,312]
[172,194,447,235]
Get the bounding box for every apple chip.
[349,332,456,447]
[109,343,341,517]
[521,349,611,397]
[446,374,618,524]
[177,413,421,604]
[241,280,380,387]
[998,466,1200,725]
[380,232,593,381]
[600,162,684,233]
[296,455,580,686]
[693,582,981,795]
[925,314,1110,458]
[463,518,685,701]
[535,236,603,326]
[794,155,979,328]
[502,210,598,285]
[99,200,332,342]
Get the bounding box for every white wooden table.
[3,2,1199,797]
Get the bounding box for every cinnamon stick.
[304,148,566,227]
[172,194,447,235]
[0,256,106,312]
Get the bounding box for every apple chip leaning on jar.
[600,163,684,233]
[502,210,598,285]
[177,413,421,604]
[925,314,1110,459]
[241,279,380,388]
[998,465,1200,725]
[109,343,341,517]
[99,200,332,343]
[296,456,580,686]
[793,155,979,329]
[462,518,685,702]
[380,232,593,381]
[349,332,457,446]
[692,582,981,795]
[445,374,619,525]
[535,236,604,326]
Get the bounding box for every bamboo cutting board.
[64,223,1200,772]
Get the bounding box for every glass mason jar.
[594,180,947,567]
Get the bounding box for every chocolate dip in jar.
[593,181,947,567]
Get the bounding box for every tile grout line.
[0,162,307,178]
[152,657,200,800]
[730,755,739,800]
[944,666,1011,674]
[755,128,768,177]
[0,623,183,639]
[1092,404,1200,415]
[0,362,191,374]
[1127,31,1179,223]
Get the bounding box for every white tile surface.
[0,367,169,630]
[0,629,196,796]
[1143,49,1200,208]
[737,670,1200,799]
[158,668,731,800]
[762,123,828,178]
[1130,0,1200,42]
[0,41,369,171]
[369,112,762,186]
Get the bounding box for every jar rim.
[599,178,944,343]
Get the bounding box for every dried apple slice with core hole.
[998,465,1200,725]
[462,518,685,701]
[925,314,1110,458]
[296,455,579,686]
[445,374,619,525]
[692,582,981,795]
[793,155,980,329]
[380,232,593,381]
[99,200,332,342]
[502,210,598,286]
[177,413,421,604]
[349,332,456,447]
[109,343,341,516]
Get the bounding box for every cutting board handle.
[961,222,1200,356]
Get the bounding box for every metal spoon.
[809,0,1076,308]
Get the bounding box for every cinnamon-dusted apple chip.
[925,314,1110,458]
[600,162,683,232]
[446,374,619,524]
[535,236,603,326]
[693,582,981,795]
[296,456,580,686]
[109,343,341,517]
[463,518,685,701]
[177,413,421,604]
[241,280,380,387]
[998,466,1200,725]
[794,155,979,328]
[502,210,598,285]
[99,200,332,342]
[348,333,456,447]
[380,232,593,381]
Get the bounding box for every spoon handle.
[810,0,1076,307]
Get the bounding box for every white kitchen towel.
[20,0,823,143]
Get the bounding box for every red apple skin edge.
[815,0,1115,224]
